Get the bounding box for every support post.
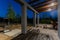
[33,12,36,27]
[37,14,39,27]
[21,4,27,34]
[58,0,60,38]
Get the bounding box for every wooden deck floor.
[12,28,53,40]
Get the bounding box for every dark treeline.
[0,16,58,25]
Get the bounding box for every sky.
[0,0,58,19]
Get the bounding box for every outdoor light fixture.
[37,2,57,10]
[43,2,57,8]
[46,8,52,11]
[48,3,56,6]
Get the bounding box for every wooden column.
[58,0,60,38]
[37,14,39,27]
[21,4,27,34]
[33,12,36,27]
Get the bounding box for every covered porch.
[0,0,59,40]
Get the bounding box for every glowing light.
[49,3,56,6]
[46,8,52,11]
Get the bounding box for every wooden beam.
[36,6,57,12]
[35,2,58,9]
[33,1,57,8]
[15,0,38,13]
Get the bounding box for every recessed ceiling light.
[49,3,56,6]
[47,8,52,11]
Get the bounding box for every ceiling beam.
[36,5,57,12]
[37,8,57,12]
[32,0,57,8]
[36,5,57,10]
[15,0,38,13]
[34,2,57,9]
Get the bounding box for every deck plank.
[12,29,50,40]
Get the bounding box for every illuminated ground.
[12,27,59,40]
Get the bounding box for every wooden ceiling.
[27,0,58,12]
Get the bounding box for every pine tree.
[7,4,16,24]
[7,4,16,20]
